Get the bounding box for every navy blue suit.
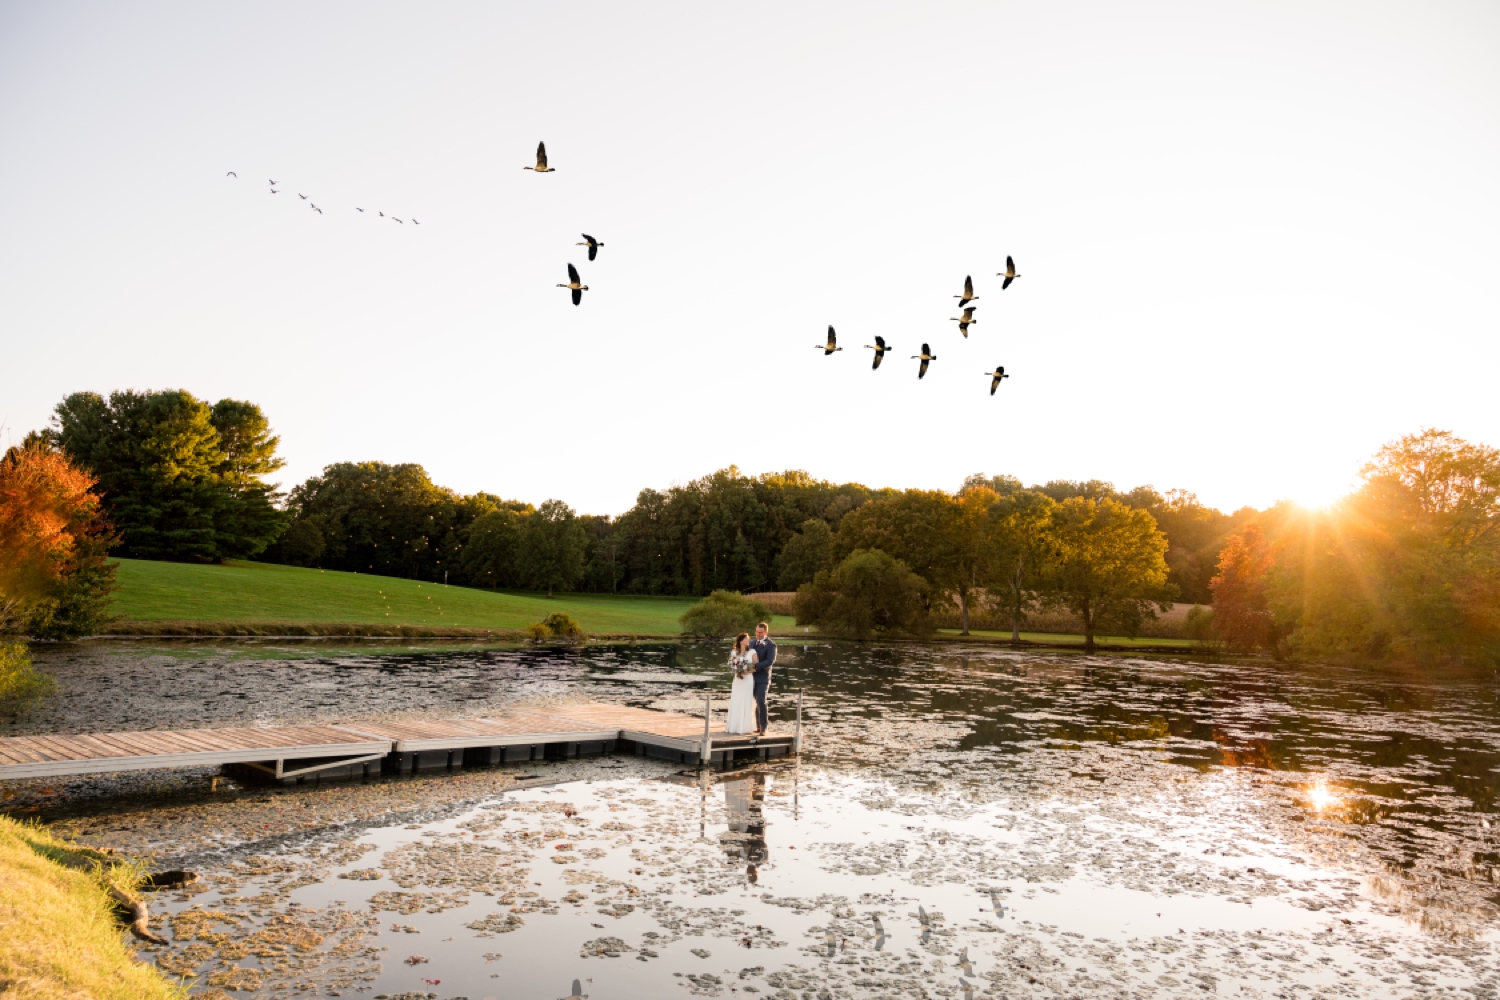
[749,637,776,731]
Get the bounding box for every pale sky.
[2,1,1497,516]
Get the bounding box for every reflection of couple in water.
[722,771,769,882]
[726,622,777,736]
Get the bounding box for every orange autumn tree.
[0,442,117,637]
[1209,522,1285,658]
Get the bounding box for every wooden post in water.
[794,688,803,754]
[700,690,713,767]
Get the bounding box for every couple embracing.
[726,622,776,736]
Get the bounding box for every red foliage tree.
[0,444,117,635]
[1209,522,1283,657]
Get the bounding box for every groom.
[748,622,777,736]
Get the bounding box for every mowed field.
[107,559,1204,647]
[109,559,751,635]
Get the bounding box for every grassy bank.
[109,559,797,636]
[0,817,181,999]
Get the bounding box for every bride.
[726,632,758,735]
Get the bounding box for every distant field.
[106,559,1208,649]
[108,559,781,635]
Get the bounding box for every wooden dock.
[0,703,799,784]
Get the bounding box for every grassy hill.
[108,559,733,636]
[105,559,1204,648]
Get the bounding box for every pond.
[8,640,1500,999]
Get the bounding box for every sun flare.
[1307,781,1340,812]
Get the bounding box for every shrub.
[793,549,931,640]
[679,590,771,638]
[0,643,56,711]
[540,612,584,639]
[526,612,585,642]
[1183,605,1216,641]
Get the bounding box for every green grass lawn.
[107,559,1204,647]
[110,559,784,635]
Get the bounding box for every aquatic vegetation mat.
[7,641,1500,997]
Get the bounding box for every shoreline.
[72,620,1218,655]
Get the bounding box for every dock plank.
[0,701,798,780]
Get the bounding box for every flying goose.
[268,179,278,185]
[954,275,977,308]
[577,233,604,261]
[299,193,308,200]
[269,188,280,194]
[525,141,555,172]
[997,255,1020,290]
[816,326,842,355]
[986,366,1010,395]
[864,335,889,369]
[225,171,237,178]
[911,343,937,379]
[355,207,364,212]
[950,307,977,338]
[311,204,322,214]
[558,263,588,305]
[412,218,420,225]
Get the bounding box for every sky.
[2,1,1498,517]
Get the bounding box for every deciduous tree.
[0,443,117,638]
[519,499,588,597]
[1044,497,1175,651]
[794,549,931,639]
[985,490,1059,641]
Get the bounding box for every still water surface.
[12,641,1500,999]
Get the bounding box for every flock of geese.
[817,258,1021,395]
[232,143,1018,395]
[224,171,420,224]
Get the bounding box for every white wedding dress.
[726,650,758,735]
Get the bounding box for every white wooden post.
[794,688,803,753]
[701,690,713,766]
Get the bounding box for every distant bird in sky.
[864,335,889,369]
[269,188,280,194]
[392,217,403,223]
[956,946,974,976]
[226,171,237,178]
[998,255,1020,290]
[558,263,588,305]
[525,141,555,172]
[912,344,937,379]
[298,193,307,200]
[268,179,277,185]
[412,218,420,225]
[311,204,322,214]
[951,307,977,338]
[578,233,604,261]
[816,326,843,355]
[560,979,587,1000]
[954,275,977,308]
[378,211,385,217]
[986,366,1010,395]
[356,207,364,212]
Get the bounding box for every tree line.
[15,388,1495,666]
[1210,430,1500,667]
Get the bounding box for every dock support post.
[794,688,803,754]
[700,690,713,767]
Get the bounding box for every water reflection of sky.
[15,640,1500,996]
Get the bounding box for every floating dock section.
[0,703,798,785]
